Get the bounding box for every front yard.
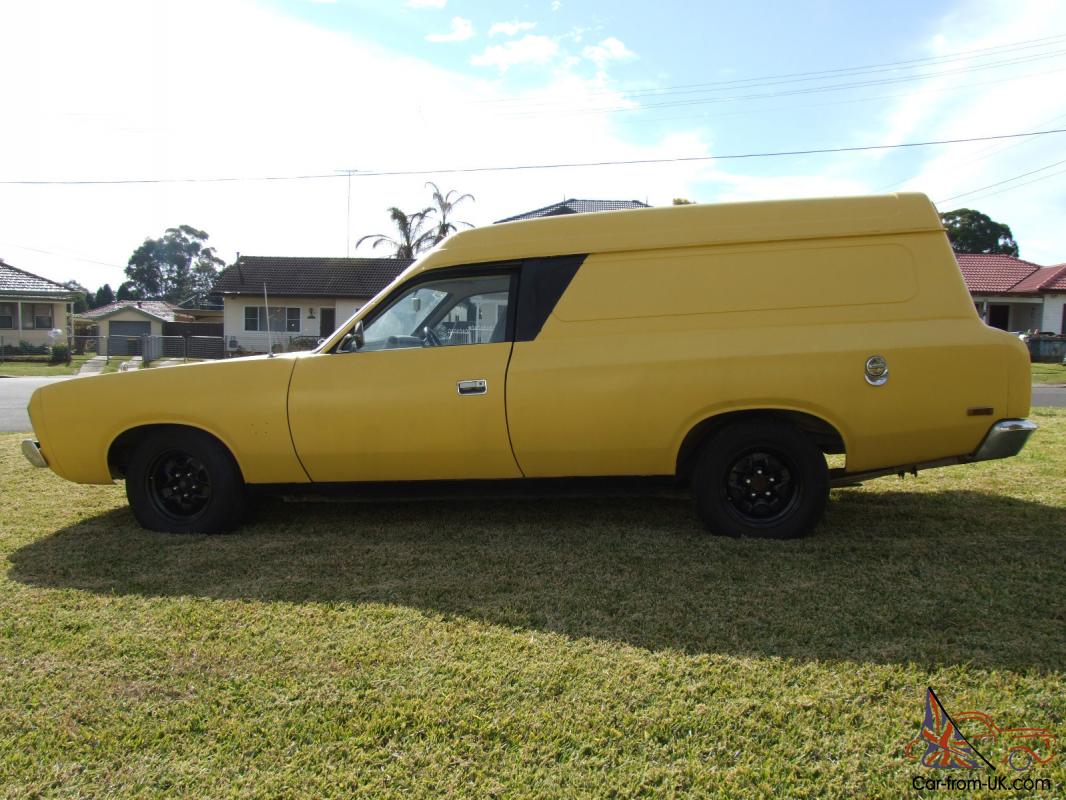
[1032,362,1066,384]
[0,412,1063,798]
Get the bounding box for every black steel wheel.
[125,428,247,534]
[147,450,213,520]
[692,420,828,539]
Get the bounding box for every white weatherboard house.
[0,259,74,348]
[212,256,413,354]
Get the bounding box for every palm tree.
[356,206,436,259]
[426,182,475,245]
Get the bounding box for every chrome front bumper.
[21,439,47,468]
[971,418,1038,461]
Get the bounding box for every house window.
[244,306,300,332]
[0,303,14,329]
[21,304,53,329]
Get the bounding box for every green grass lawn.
[0,355,137,377]
[1032,362,1066,384]
[0,355,94,377]
[1,414,1063,798]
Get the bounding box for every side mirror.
[353,320,365,349]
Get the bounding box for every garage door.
[107,320,151,355]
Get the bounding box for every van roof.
[414,193,942,273]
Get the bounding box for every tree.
[672,198,696,205]
[62,280,92,313]
[356,207,436,259]
[426,182,475,245]
[93,284,115,308]
[938,208,1019,256]
[125,225,225,301]
[116,281,141,301]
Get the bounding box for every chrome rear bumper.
[829,418,1037,487]
[21,439,47,468]
[971,418,1038,461]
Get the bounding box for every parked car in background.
[24,193,1034,538]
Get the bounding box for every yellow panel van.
[24,193,1035,538]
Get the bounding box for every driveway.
[0,377,74,433]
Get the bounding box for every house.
[494,198,650,224]
[79,300,194,339]
[0,259,75,349]
[212,256,412,353]
[956,253,1066,334]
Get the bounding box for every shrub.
[50,343,71,364]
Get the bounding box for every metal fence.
[69,335,228,364]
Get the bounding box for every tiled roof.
[0,259,74,298]
[955,253,1042,294]
[81,300,190,322]
[495,199,651,224]
[1044,265,1066,291]
[213,256,413,298]
[1012,263,1066,293]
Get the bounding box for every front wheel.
[692,421,828,539]
[125,428,247,534]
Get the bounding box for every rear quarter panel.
[506,232,1016,476]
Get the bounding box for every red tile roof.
[1008,264,1066,294]
[1039,264,1066,292]
[955,253,1042,293]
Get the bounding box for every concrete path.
[77,356,107,375]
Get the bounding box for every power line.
[937,157,1066,203]
[496,49,1066,119]
[470,32,1066,108]
[3,128,1065,186]
[947,164,1066,204]
[0,242,126,269]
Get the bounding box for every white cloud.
[470,35,559,71]
[425,16,473,43]
[0,0,713,289]
[489,20,536,37]
[867,0,1066,263]
[551,1,562,10]
[582,37,635,69]
[405,0,446,8]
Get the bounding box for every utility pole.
[335,168,359,256]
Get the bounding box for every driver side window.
[355,273,514,352]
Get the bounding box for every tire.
[125,428,247,534]
[692,420,828,539]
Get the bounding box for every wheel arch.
[107,423,245,481]
[675,408,847,480]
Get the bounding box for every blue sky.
[1,0,1064,289]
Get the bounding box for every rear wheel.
[692,421,828,539]
[125,429,247,534]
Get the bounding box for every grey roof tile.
[213,256,413,298]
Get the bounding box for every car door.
[287,268,522,483]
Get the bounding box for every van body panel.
[288,344,521,483]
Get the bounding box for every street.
[0,377,74,433]
[1033,386,1066,408]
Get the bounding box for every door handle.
[457,379,487,396]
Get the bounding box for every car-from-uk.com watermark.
[904,688,1056,793]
